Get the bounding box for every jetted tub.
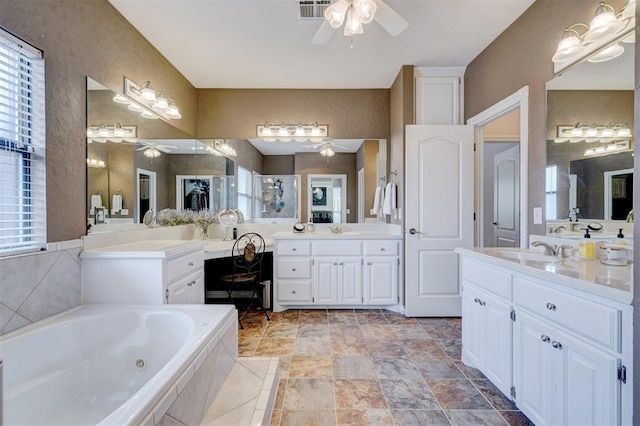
[0,304,238,425]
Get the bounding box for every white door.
[405,125,474,316]
[493,145,520,247]
[483,292,512,397]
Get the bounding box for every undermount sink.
[484,248,564,263]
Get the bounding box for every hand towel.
[91,194,102,210]
[372,186,382,213]
[383,182,394,215]
[390,182,397,210]
[112,194,123,213]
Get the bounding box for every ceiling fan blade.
[156,146,173,153]
[312,20,336,45]
[373,0,409,36]
[157,144,178,150]
[135,146,147,151]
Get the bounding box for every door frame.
[604,168,634,220]
[136,168,156,223]
[467,86,529,248]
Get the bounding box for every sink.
[327,231,359,236]
[484,248,563,263]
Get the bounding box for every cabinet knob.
[339,262,344,265]
[480,300,486,306]
[292,290,296,294]
[292,268,296,271]
[551,341,562,349]
[367,262,372,265]
[380,247,386,251]
[546,302,557,311]
[540,335,550,343]
[334,263,338,266]
[188,280,196,287]
[292,248,297,251]
[188,261,194,266]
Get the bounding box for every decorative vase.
[198,226,209,240]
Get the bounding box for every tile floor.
[237,309,534,426]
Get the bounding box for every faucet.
[531,241,557,256]
[329,225,345,234]
[553,225,567,233]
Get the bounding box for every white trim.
[307,173,347,223]
[604,168,634,220]
[0,27,42,58]
[467,86,529,248]
[414,66,466,78]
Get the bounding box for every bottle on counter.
[579,228,595,260]
[615,228,628,246]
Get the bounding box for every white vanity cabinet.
[82,240,205,305]
[273,236,401,311]
[458,249,631,426]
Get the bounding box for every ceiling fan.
[312,0,409,45]
[303,140,349,157]
[135,141,178,158]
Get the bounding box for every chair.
[219,233,270,328]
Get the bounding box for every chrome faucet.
[329,225,346,234]
[531,241,557,256]
[553,225,567,233]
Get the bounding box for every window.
[237,166,253,221]
[0,29,45,256]
[545,165,557,221]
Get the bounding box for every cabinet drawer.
[167,250,204,282]
[313,241,362,256]
[277,241,311,256]
[364,240,399,256]
[462,258,511,300]
[277,258,312,279]
[278,281,312,302]
[514,276,620,351]
[168,269,204,304]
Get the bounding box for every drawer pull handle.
[474,297,480,303]
[188,261,194,266]
[551,341,562,349]
[380,248,386,251]
[339,262,344,265]
[292,268,296,271]
[292,248,297,251]
[334,263,338,266]
[540,335,550,343]
[188,280,196,287]
[479,300,485,306]
[546,302,557,311]
[292,290,296,294]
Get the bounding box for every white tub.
[0,304,237,425]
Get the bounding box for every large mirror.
[546,38,634,222]
[86,78,234,228]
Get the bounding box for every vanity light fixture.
[86,123,137,143]
[86,157,106,168]
[554,123,632,143]
[122,77,182,121]
[584,140,630,157]
[552,0,635,65]
[213,139,237,157]
[257,122,328,142]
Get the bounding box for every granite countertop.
[270,231,402,240]
[455,247,632,304]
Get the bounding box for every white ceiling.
[108,0,535,89]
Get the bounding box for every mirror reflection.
[87,77,388,231]
[546,42,634,222]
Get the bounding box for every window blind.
[0,28,45,256]
[237,166,253,221]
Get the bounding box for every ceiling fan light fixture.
[325,0,349,28]
[143,147,161,158]
[344,5,364,36]
[354,0,377,24]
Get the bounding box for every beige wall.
[263,156,295,175]
[0,0,198,241]
[389,65,414,225]
[464,0,628,235]
[196,89,390,140]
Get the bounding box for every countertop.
[203,239,274,260]
[81,240,206,259]
[455,247,632,304]
[270,231,402,240]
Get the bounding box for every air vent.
[298,0,332,22]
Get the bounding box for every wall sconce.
[554,123,632,143]
[257,122,328,142]
[552,0,635,73]
[584,140,630,156]
[86,123,137,143]
[86,157,106,168]
[121,77,182,121]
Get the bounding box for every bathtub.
[0,304,238,425]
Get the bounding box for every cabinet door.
[461,283,484,370]
[338,257,362,304]
[167,280,190,304]
[513,310,554,426]
[483,291,512,398]
[314,258,338,304]
[364,257,398,305]
[190,273,205,304]
[557,329,620,426]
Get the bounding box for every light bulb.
[354,0,376,24]
[570,125,583,137]
[278,124,289,137]
[552,29,584,62]
[140,81,156,101]
[295,124,305,137]
[261,124,273,136]
[601,126,614,137]
[344,5,364,36]
[584,2,627,43]
[165,101,181,119]
[617,125,632,137]
[586,125,598,137]
[98,124,110,137]
[113,123,125,137]
[153,92,168,110]
[324,0,349,28]
[311,122,321,136]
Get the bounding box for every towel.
[112,194,123,213]
[372,186,382,214]
[382,182,392,215]
[91,194,102,210]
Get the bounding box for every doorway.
[307,174,347,223]
[468,86,529,248]
[136,168,156,223]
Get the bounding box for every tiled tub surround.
[238,308,533,426]
[0,239,82,335]
[0,304,237,425]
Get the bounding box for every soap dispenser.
[615,228,628,246]
[579,228,595,259]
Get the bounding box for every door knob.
[409,228,422,235]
